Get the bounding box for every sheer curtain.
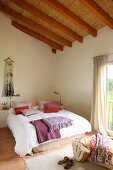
[91,55,108,135]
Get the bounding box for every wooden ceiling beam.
[12,21,63,51]
[80,0,113,29]
[52,48,56,54]
[41,0,97,37]
[9,0,83,43]
[0,3,71,47]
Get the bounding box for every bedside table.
[0,110,9,128]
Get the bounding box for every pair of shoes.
[64,159,74,169]
[57,156,69,165]
[57,156,74,169]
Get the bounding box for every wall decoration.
[2,57,14,97]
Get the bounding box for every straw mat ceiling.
[0,0,113,53]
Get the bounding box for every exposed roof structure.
[0,0,113,53]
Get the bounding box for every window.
[106,64,113,131]
[91,55,113,135]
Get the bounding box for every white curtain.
[91,55,108,135]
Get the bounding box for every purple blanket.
[42,116,73,132]
[31,119,61,143]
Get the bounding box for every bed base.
[32,132,93,154]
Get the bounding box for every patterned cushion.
[44,107,59,113]
[44,101,61,109]
[21,109,38,116]
[14,106,29,115]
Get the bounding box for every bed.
[7,108,92,157]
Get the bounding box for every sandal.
[64,159,74,169]
[57,156,69,165]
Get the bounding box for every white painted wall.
[0,12,113,122]
[55,27,113,120]
[0,13,56,107]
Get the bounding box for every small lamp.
[53,91,62,105]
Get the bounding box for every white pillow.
[32,105,39,110]
[21,109,38,116]
[12,101,32,109]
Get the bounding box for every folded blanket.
[42,116,73,132]
[31,119,61,143]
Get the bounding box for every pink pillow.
[14,106,29,115]
[12,101,32,109]
[21,109,38,116]
[38,100,50,110]
[44,101,61,110]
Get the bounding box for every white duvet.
[7,108,91,157]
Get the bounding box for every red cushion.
[44,101,61,110]
[14,106,29,115]
[44,106,59,113]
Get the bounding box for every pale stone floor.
[71,161,107,170]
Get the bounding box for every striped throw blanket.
[42,116,73,132]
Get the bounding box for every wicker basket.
[72,138,90,162]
